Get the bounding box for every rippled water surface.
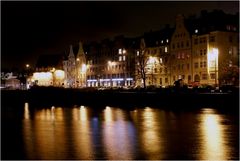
[2,103,239,160]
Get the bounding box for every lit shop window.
[118,49,122,54]
[164,47,168,53]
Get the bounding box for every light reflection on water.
[20,103,239,160]
[200,108,229,160]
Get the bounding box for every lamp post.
[50,68,55,86]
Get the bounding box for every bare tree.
[136,38,148,89]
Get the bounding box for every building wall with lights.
[134,11,238,87]
[85,36,136,87]
[33,54,65,87]
[192,31,239,86]
[63,42,87,88]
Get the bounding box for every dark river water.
[2,103,239,160]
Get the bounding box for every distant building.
[32,54,65,86]
[63,42,87,88]
[135,10,239,87]
[29,10,239,88]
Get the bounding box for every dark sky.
[1,1,239,69]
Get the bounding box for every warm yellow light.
[148,56,158,65]
[24,102,30,120]
[33,72,52,81]
[200,111,228,160]
[207,48,219,73]
[54,70,65,79]
[26,64,30,68]
[50,68,55,72]
[81,64,87,73]
[77,58,80,61]
[108,61,116,66]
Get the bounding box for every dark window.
[194,62,198,68]
[186,41,189,47]
[194,38,198,45]
[172,44,175,49]
[181,42,184,48]
[210,36,215,42]
[202,74,207,80]
[165,78,168,83]
[229,36,233,43]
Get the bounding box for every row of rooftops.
[36,10,239,69]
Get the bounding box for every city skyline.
[2,1,239,69]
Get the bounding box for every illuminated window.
[119,49,122,54]
[137,51,139,56]
[164,47,168,53]
[166,39,169,43]
[123,49,126,54]
[119,56,122,61]
[195,29,198,33]
[161,40,163,44]
[123,55,126,61]
[160,58,163,64]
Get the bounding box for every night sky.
[1,1,239,70]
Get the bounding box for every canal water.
[2,103,239,160]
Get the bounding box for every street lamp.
[208,48,218,87]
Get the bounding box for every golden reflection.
[200,108,228,160]
[104,106,113,122]
[24,102,30,120]
[103,108,134,159]
[140,107,163,159]
[22,107,67,159]
[71,106,93,159]
[80,106,87,121]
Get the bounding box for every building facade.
[31,10,239,88]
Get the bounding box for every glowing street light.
[26,64,30,68]
[208,48,218,87]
